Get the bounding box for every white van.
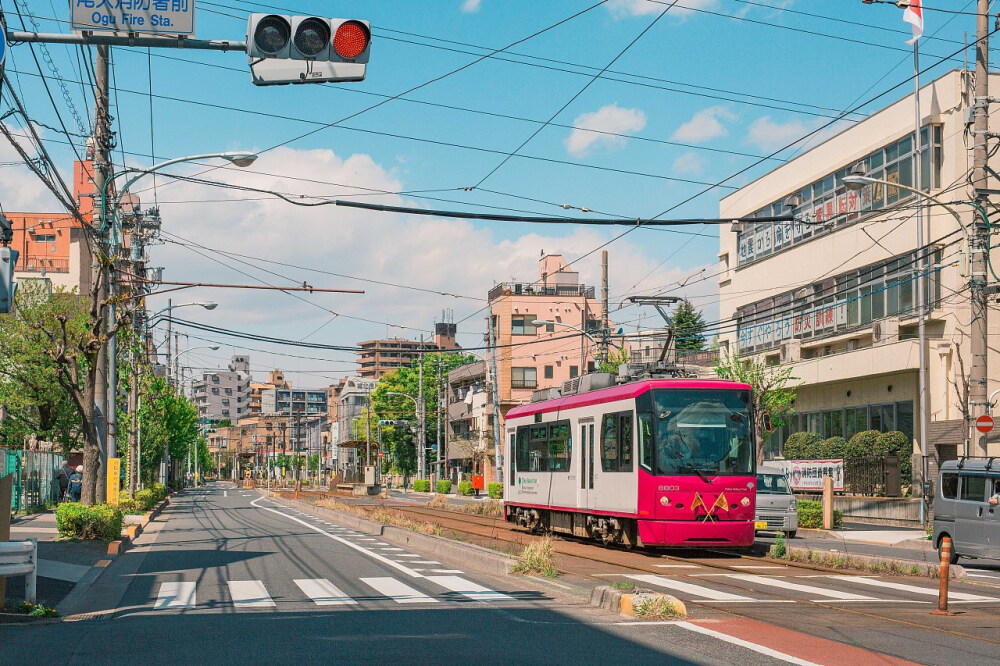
[756,465,798,538]
[933,459,1000,563]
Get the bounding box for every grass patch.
[458,498,503,518]
[769,546,927,576]
[316,498,443,536]
[512,537,558,578]
[426,494,451,510]
[634,595,683,620]
[611,581,636,591]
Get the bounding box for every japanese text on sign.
[738,300,847,351]
[72,0,196,36]
[769,459,844,492]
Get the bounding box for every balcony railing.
[489,282,595,301]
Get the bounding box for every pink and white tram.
[503,377,757,549]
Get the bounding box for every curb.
[267,494,516,578]
[590,585,686,619]
[778,545,966,579]
[106,496,169,557]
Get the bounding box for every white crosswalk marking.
[228,580,276,608]
[829,575,1000,602]
[294,579,358,606]
[426,575,513,601]
[626,575,754,602]
[361,577,438,604]
[724,574,876,601]
[154,581,197,610]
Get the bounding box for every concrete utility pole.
[912,37,928,489]
[436,351,442,480]
[970,0,990,455]
[92,44,111,504]
[417,335,425,480]
[601,250,609,366]
[487,314,503,485]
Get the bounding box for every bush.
[846,430,884,458]
[821,437,847,458]
[436,480,453,494]
[876,430,913,485]
[488,482,503,499]
[782,432,822,459]
[117,498,143,515]
[458,480,474,496]
[797,499,843,529]
[56,503,125,541]
[412,479,431,492]
[150,482,168,502]
[135,488,157,511]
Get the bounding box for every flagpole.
[913,37,929,518]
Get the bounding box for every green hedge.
[845,430,884,458]
[458,480,474,496]
[436,480,453,494]
[413,479,431,492]
[135,488,157,511]
[150,482,168,502]
[876,430,912,485]
[56,503,125,541]
[797,499,843,529]
[782,432,822,459]
[488,482,503,499]
[118,498,143,515]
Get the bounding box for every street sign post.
[976,414,994,434]
[71,0,196,36]
[106,457,121,505]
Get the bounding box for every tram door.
[577,419,594,509]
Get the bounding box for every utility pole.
[92,44,111,505]
[417,335,425,480]
[970,0,990,455]
[912,35,928,494]
[487,314,503,485]
[601,250,609,366]
[436,351,442,481]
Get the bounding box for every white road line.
[430,569,465,574]
[724,574,875,601]
[828,575,1000,602]
[730,565,788,570]
[626,575,754,602]
[228,580,276,608]
[675,622,820,666]
[361,577,439,604]
[425,575,513,601]
[379,547,405,552]
[154,581,197,610]
[224,491,227,497]
[294,579,358,606]
[251,497,423,578]
[965,572,1000,579]
[411,560,440,565]
[654,564,700,569]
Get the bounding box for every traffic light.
[246,14,370,86]
[378,420,396,427]
[0,246,18,315]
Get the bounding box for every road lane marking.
[676,622,820,666]
[411,560,440,565]
[361,577,438,604]
[730,565,787,570]
[251,497,423,578]
[224,491,227,497]
[294,579,358,606]
[828,575,1000,602]
[430,569,464,574]
[228,580,276,608]
[723,574,876,601]
[654,564,700,569]
[397,554,421,558]
[154,582,196,610]
[425,575,513,601]
[625,575,754,602]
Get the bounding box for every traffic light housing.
[247,14,370,86]
[0,246,18,314]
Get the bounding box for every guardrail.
[0,538,38,604]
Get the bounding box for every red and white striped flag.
[903,0,924,45]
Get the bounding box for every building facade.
[445,361,495,483]
[718,69,1000,470]
[191,355,252,424]
[356,322,459,379]
[249,369,289,415]
[261,387,329,416]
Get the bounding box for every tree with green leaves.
[715,351,797,465]
[0,282,89,454]
[137,376,200,487]
[598,345,630,375]
[673,299,707,352]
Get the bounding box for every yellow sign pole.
[106,457,121,505]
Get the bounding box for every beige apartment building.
[718,69,1000,469]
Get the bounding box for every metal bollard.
[931,536,955,616]
[26,538,36,606]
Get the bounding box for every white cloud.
[461,0,482,13]
[671,106,736,143]
[0,123,71,212]
[607,0,718,18]
[671,151,706,175]
[565,104,647,157]
[746,115,810,152]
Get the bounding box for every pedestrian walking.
[68,465,84,502]
[56,459,73,501]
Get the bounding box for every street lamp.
[532,319,622,370]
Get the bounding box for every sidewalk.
[3,507,111,610]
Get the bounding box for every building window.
[569,366,578,379]
[32,234,56,243]
[544,365,554,379]
[211,388,219,395]
[587,361,596,373]
[545,322,555,332]
[511,315,537,336]
[511,367,537,389]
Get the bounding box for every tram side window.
[516,428,530,472]
[509,433,516,486]
[601,411,634,472]
[517,421,571,472]
[638,414,653,472]
[548,421,572,471]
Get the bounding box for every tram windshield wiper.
[683,466,712,483]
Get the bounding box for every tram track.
[284,490,1000,649]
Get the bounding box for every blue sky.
[0,0,984,386]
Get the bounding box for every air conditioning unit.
[779,339,801,363]
[872,318,899,346]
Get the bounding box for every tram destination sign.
[71,0,196,37]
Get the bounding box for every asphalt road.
[1,482,894,666]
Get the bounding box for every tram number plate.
[754,521,767,530]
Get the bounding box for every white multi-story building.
[718,69,1000,473]
[191,355,252,424]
